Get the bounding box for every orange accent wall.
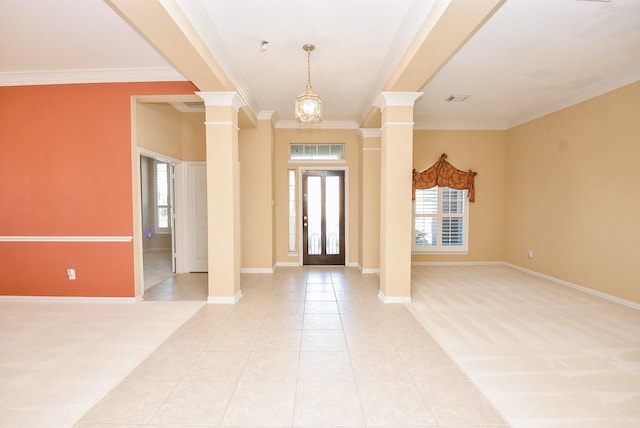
[0,242,134,297]
[0,81,198,297]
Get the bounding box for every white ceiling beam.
[360,0,506,128]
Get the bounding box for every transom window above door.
[289,143,344,161]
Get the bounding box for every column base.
[377,290,411,304]
[207,290,243,304]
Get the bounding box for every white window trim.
[154,161,172,235]
[412,187,469,254]
[288,159,346,164]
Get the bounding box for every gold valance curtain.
[412,153,478,202]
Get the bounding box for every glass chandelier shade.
[295,44,322,124]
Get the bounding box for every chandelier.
[295,44,322,124]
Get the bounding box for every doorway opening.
[140,155,175,289]
[131,95,209,300]
[302,169,345,265]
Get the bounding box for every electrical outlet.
[527,250,533,259]
[67,268,76,280]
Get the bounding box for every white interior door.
[187,163,208,272]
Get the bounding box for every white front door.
[187,163,208,272]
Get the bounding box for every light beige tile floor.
[143,249,208,301]
[75,267,507,427]
[142,250,174,291]
[0,300,204,428]
[3,265,639,428]
[144,273,209,301]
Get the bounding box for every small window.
[155,161,171,234]
[413,186,468,252]
[288,169,297,253]
[290,143,344,161]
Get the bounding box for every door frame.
[130,94,204,298]
[297,166,349,266]
[137,148,189,279]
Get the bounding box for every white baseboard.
[207,290,243,304]
[240,267,275,274]
[504,263,640,311]
[410,260,639,310]
[0,295,140,303]
[377,290,411,304]
[411,260,504,266]
[276,262,302,267]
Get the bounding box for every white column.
[196,91,246,303]
[373,92,422,303]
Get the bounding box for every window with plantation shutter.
[413,186,468,252]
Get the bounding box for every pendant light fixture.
[295,44,322,124]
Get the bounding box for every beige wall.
[412,130,507,263]
[239,119,276,270]
[181,112,206,161]
[133,88,640,305]
[274,129,361,265]
[137,102,205,161]
[135,105,204,254]
[137,103,183,158]
[358,133,381,271]
[505,82,640,304]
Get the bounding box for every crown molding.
[357,128,381,138]
[275,120,359,130]
[414,121,507,131]
[506,68,640,129]
[0,67,187,86]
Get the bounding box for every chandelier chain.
[307,50,311,86]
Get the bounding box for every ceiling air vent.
[445,94,471,102]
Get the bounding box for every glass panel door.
[306,176,322,255]
[302,170,345,265]
[325,176,340,255]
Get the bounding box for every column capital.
[195,91,247,111]
[373,91,423,110]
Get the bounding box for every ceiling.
[1,0,639,130]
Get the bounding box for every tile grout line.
[289,271,309,427]
[332,270,369,428]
